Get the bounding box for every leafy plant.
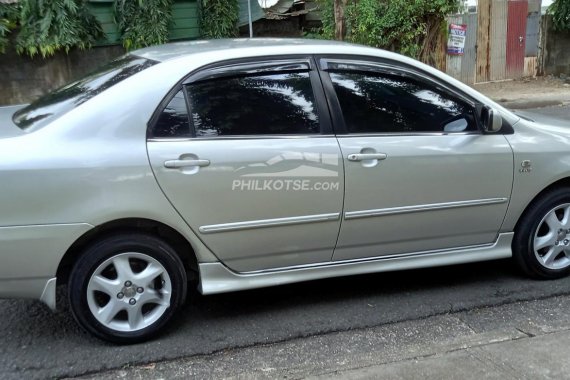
[16,0,104,58]
[549,0,570,31]
[0,2,19,53]
[316,0,335,40]
[114,0,174,50]
[200,0,239,38]
[316,0,458,63]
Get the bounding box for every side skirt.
[198,232,514,295]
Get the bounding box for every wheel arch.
[514,177,570,232]
[56,218,199,286]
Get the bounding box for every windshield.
[13,55,157,131]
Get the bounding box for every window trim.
[317,56,482,136]
[320,58,478,107]
[147,55,333,139]
[183,60,311,84]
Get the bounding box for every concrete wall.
[0,45,125,106]
[540,15,570,75]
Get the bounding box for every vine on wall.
[3,0,241,57]
[200,0,239,38]
[114,0,174,50]
[0,2,19,53]
[16,0,103,57]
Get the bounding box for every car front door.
[319,59,514,262]
[147,58,344,272]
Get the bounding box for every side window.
[152,90,191,138]
[186,72,320,136]
[329,71,476,134]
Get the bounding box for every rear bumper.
[0,223,93,309]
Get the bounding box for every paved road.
[2,105,570,380]
[517,103,570,118]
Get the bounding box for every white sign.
[448,24,467,55]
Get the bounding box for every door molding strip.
[344,198,508,220]
[199,212,340,234]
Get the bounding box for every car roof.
[130,38,372,62]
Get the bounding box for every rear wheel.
[513,188,570,279]
[68,233,187,343]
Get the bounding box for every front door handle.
[347,153,388,162]
[164,159,210,169]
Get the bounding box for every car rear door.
[318,58,514,262]
[147,58,344,272]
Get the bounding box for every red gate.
[506,0,528,78]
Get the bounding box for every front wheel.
[68,233,187,343]
[513,188,570,279]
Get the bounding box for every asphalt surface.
[520,103,570,118]
[2,105,570,380]
[76,295,570,379]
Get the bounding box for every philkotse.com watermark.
[232,179,340,191]
[231,151,340,191]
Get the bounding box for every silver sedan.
[1,39,569,343]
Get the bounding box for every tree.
[334,0,351,40]
[318,0,459,64]
[549,0,570,31]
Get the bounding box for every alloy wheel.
[86,252,172,332]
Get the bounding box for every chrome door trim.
[344,198,508,220]
[336,132,480,138]
[199,212,341,234]
[198,232,514,295]
[147,135,336,142]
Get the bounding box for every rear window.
[13,55,157,131]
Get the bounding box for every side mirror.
[482,107,503,133]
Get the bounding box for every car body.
[2,38,570,343]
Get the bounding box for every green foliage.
[316,0,458,59]
[114,0,174,50]
[200,0,239,38]
[16,0,103,58]
[549,0,570,31]
[0,3,19,53]
[317,0,335,40]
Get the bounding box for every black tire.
[68,233,187,343]
[513,187,570,279]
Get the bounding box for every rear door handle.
[347,153,387,162]
[164,159,210,169]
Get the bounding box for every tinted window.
[330,72,476,133]
[152,90,191,138]
[13,56,157,132]
[187,72,319,136]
